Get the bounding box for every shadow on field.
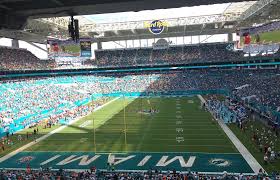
[25,97,163,152]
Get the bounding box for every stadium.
[0,0,280,179]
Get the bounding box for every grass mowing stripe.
[24,96,237,153]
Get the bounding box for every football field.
[26,96,236,153]
[0,96,253,172]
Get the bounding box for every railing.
[1,60,280,79]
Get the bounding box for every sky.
[84,3,231,24]
[0,38,48,59]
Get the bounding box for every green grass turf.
[64,45,80,53]
[229,121,280,173]
[26,96,237,153]
[0,125,60,157]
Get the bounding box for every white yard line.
[0,97,120,163]
[197,95,264,173]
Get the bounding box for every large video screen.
[251,30,280,43]
[47,39,91,58]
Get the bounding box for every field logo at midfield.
[209,158,231,167]
[144,20,168,35]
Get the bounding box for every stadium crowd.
[94,43,245,67]
[1,69,280,137]
[207,97,247,123]
[0,95,110,153]
[146,69,280,115]
[94,43,280,68]
[0,46,56,70]
[0,168,278,180]
[0,42,279,70]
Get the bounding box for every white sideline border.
[0,167,259,176]
[197,95,264,174]
[0,97,120,163]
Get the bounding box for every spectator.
[0,46,56,70]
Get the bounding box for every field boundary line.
[21,150,241,154]
[0,167,256,175]
[197,95,264,173]
[0,97,120,163]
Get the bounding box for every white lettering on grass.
[108,155,135,165]
[156,156,196,167]
[176,121,182,125]
[176,128,183,133]
[176,137,184,143]
[56,155,100,166]
[40,155,61,165]
[137,155,152,166]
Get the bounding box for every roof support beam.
[200,34,214,43]
[50,0,64,6]
[113,41,126,48]
[95,28,234,43]
[238,0,276,21]
[0,4,11,10]
[14,0,247,18]
[200,24,206,34]
[27,42,47,53]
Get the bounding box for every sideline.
[0,97,120,163]
[197,95,264,174]
[0,167,257,176]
